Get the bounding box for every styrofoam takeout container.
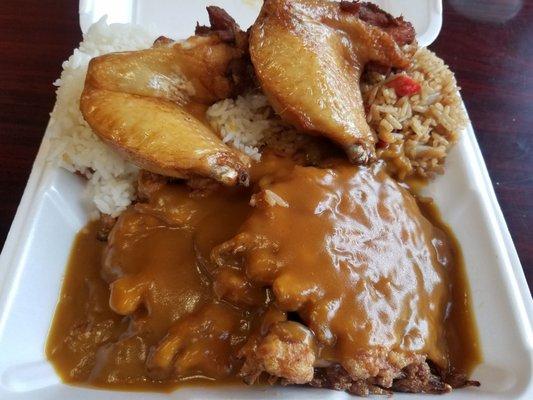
[0,0,531,399]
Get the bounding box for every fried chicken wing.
[239,321,317,385]
[147,302,248,380]
[81,29,250,185]
[249,0,415,163]
[213,162,452,387]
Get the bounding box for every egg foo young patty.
[47,157,480,395]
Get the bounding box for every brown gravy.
[46,159,480,391]
[417,200,481,377]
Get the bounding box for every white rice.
[206,92,289,161]
[47,18,157,217]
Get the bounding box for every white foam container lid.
[0,0,531,399]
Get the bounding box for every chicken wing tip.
[345,143,376,165]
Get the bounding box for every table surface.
[0,0,531,292]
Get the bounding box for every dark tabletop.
[0,0,531,291]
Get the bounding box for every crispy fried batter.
[239,321,317,385]
[392,362,452,394]
[147,302,247,380]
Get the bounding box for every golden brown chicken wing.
[81,26,250,185]
[249,0,415,164]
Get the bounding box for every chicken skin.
[81,13,250,185]
[249,0,415,163]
